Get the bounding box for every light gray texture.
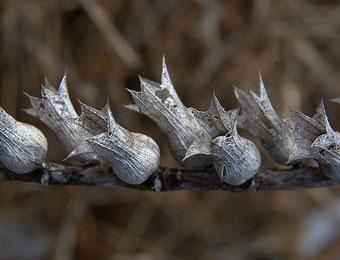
[68,106,160,185]
[24,75,92,155]
[0,106,47,173]
[127,57,262,185]
[234,75,325,165]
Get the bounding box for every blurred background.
[1,0,340,259]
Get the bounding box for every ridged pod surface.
[24,75,92,155]
[0,106,47,174]
[211,121,261,185]
[234,75,325,165]
[127,57,262,185]
[67,107,160,185]
[126,57,212,168]
[311,102,340,181]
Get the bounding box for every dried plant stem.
[0,162,338,192]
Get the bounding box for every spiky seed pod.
[211,118,262,185]
[183,95,239,161]
[67,107,160,185]
[234,75,325,165]
[284,101,326,163]
[187,100,262,185]
[0,106,47,174]
[311,103,340,181]
[25,74,159,184]
[126,57,212,168]
[24,75,98,157]
[127,58,262,184]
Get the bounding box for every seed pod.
[67,106,160,185]
[284,101,325,163]
[234,75,325,165]
[187,101,262,185]
[24,75,97,157]
[127,58,262,184]
[311,102,340,181]
[183,95,238,160]
[0,106,47,174]
[126,57,212,168]
[211,118,261,185]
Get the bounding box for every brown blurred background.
[1,0,340,259]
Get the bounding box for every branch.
[0,162,339,192]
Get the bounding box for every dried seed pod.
[127,57,262,184]
[234,75,325,165]
[0,106,47,174]
[211,118,262,185]
[67,106,160,185]
[187,102,262,185]
[311,103,340,181]
[24,75,96,156]
[126,57,212,168]
[183,95,239,161]
[284,101,325,163]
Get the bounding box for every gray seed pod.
[284,101,325,163]
[234,75,325,165]
[0,106,47,174]
[311,103,340,181]
[188,100,261,185]
[126,57,212,168]
[127,57,262,184]
[67,106,160,185]
[211,120,261,185]
[183,95,239,161]
[24,75,96,157]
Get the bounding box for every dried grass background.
[1,0,340,259]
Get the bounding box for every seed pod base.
[211,122,262,185]
[0,106,47,174]
[67,107,160,185]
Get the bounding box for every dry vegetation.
[1,0,340,259]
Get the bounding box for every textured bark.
[0,162,338,192]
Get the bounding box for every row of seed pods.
[0,58,339,186]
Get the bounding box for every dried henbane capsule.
[0,106,47,174]
[234,75,326,165]
[127,57,262,185]
[25,75,160,185]
[310,102,340,181]
[66,106,160,185]
[24,75,92,156]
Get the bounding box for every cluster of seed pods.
[24,76,160,185]
[126,58,261,185]
[0,57,339,187]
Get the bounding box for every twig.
[0,162,338,192]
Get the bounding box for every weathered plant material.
[126,57,212,168]
[310,103,340,181]
[127,58,262,185]
[24,75,160,185]
[1,162,338,192]
[67,106,160,185]
[211,119,261,185]
[0,106,47,174]
[234,75,325,165]
[188,97,262,185]
[24,75,92,156]
[5,67,339,187]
